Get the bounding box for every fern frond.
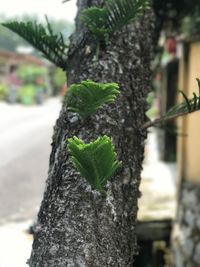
[68,135,122,195]
[65,80,120,118]
[143,78,200,128]
[165,91,200,117]
[82,7,111,41]
[2,18,68,69]
[106,0,150,32]
[82,0,149,40]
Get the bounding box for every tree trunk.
[28,1,155,266]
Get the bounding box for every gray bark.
[28,0,155,266]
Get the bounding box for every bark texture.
[29,1,155,266]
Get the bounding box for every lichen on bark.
[28,0,156,266]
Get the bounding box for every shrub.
[18,85,36,105]
[0,83,8,100]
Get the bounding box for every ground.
[0,98,61,267]
[139,129,177,221]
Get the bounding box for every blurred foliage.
[18,84,36,105]
[17,65,47,84]
[0,83,8,100]
[0,14,74,54]
[48,18,74,45]
[53,68,66,90]
[153,0,200,31]
[181,6,200,35]
[146,91,155,105]
[2,17,69,68]
[146,92,158,119]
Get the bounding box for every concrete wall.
[177,42,200,183]
[173,41,200,267]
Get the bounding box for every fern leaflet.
[82,0,149,40]
[143,78,200,128]
[65,80,120,118]
[2,17,68,69]
[68,135,122,196]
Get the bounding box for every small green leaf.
[82,7,111,40]
[82,0,149,41]
[68,136,122,195]
[65,80,120,118]
[178,89,192,112]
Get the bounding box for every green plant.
[68,135,122,196]
[0,83,8,100]
[143,78,200,128]
[82,0,149,41]
[17,65,47,84]
[2,16,68,69]
[19,85,36,105]
[82,7,110,41]
[65,80,120,118]
[53,68,66,91]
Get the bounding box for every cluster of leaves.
[64,1,145,193]
[65,80,120,118]
[68,136,122,196]
[82,0,150,40]
[143,78,200,128]
[166,80,200,117]
[2,17,68,69]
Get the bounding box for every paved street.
[138,129,177,221]
[0,98,61,224]
[0,98,61,267]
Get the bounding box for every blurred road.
[138,128,177,221]
[0,98,61,225]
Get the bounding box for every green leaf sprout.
[82,0,150,40]
[65,80,120,118]
[68,135,122,196]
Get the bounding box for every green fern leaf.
[143,78,200,128]
[68,135,122,195]
[65,80,120,118]
[165,87,200,118]
[82,0,149,40]
[82,7,111,40]
[2,17,68,69]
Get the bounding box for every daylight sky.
[1,0,77,21]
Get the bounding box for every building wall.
[185,43,200,182]
[177,42,200,183]
[173,41,200,267]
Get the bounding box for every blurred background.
[0,0,200,267]
[0,1,76,266]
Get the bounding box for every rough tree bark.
[28,0,155,266]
